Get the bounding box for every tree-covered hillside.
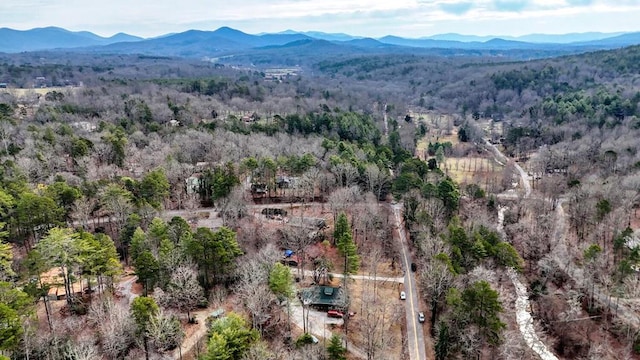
[0,42,640,359]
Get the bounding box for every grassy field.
[442,157,502,187]
[413,113,504,189]
[415,113,460,160]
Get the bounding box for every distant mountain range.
[421,32,626,43]
[0,27,142,52]
[1,26,640,61]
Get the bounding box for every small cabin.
[251,183,268,195]
[299,286,347,311]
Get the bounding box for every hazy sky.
[1,0,639,38]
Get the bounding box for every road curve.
[491,144,558,360]
[392,204,427,360]
[494,140,640,331]
[484,139,531,197]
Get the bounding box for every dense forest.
[0,42,639,360]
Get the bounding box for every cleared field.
[415,113,460,161]
[0,87,78,97]
[442,157,502,186]
[413,113,504,190]
[419,128,459,148]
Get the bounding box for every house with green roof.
[299,286,347,311]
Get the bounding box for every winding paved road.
[392,204,427,360]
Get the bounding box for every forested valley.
[1,43,640,360]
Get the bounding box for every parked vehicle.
[400,291,406,300]
[418,312,425,323]
[327,310,344,318]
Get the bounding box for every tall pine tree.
[334,213,360,275]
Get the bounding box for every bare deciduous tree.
[359,288,403,360]
[538,175,566,211]
[420,257,453,330]
[332,162,359,188]
[352,193,385,248]
[235,250,281,335]
[364,164,391,201]
[148,311,184,354]
[280,225,315,279]
[72,195,96,229]
[498,330,534,360]
[328,185,361,223]
[65,335,102,360]
[501,161,520,193]
[88,297,136,359]
[220,186,248,227]
[300,167,321,201]
[241,342,276,360]
[154,265,204,322]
